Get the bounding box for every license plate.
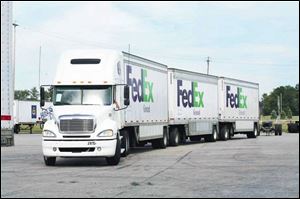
[88,141,96,146]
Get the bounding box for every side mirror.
[124,85,130,106]
[40,86,45,107]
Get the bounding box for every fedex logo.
[126,65,154,103]
[177,80,204,108]
[226,86,247,109]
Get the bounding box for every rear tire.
[14,124,20,134]
[169,127,179,146]
[152,131,167,149]
[247,125,258,138]
[220,125,229,141]
[275,124,282,136]
[205,126,217,142]
[106,135,121,165]
[44,156,56,166]
[228,126,234,139]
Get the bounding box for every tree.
[271,110,277,119]
[44,87,53,101]
[262,84,299,116]
[14,87,41,101]
[286,107,293,119]
[28,87,39,100]
[280,111,286,120]
[14,90,30,100]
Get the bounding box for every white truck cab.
[41,49,130,166]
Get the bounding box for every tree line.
[14,87,53,101]
[14,84,299,118]
[261,84,299,119]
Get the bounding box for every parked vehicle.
[13,100,52,134]
[40,49,168,166]
[274,123,282,136]
[1,1,14,146]
[260,121,282,136]
[288,121,299,133]
[260,121,274,135]
[40,49,260,166]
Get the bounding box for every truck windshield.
[53,86,112,106]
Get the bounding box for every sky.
[13,1,299,98]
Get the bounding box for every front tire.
[44,156,56,166]
[106,135,121,166]
[121,130,130,157]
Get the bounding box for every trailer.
[13,100,52,134]
[123,52,169,149]
[167,68,219,145]
[40,49,168,166]
[218,77,259,139]
[1,1,14,146]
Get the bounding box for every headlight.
[97,129,114,137]
[42,130,56,137]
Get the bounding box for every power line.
[17,25,299,69]
[19,25,123,49]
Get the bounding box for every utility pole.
[39,45,42,88]
[277,95,280,120]
[280,93,282,116]
[206,56,210,75]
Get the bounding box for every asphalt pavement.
[1,133,299,198]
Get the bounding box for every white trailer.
[13,100,52,134]
[123,52,169,148]
[168,68,219,145]
[218,77,259,140]
[167,68,259,144]
[1,1,14,146]
[40,49,168,166]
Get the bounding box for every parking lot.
[1,133,299,198]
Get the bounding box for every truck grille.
[59,147,95,153]
[60,119,94,133]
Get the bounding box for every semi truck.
[1,1,14,146]
[40,49,259,166]
[13,100,52,134]
[40,49,168,166]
